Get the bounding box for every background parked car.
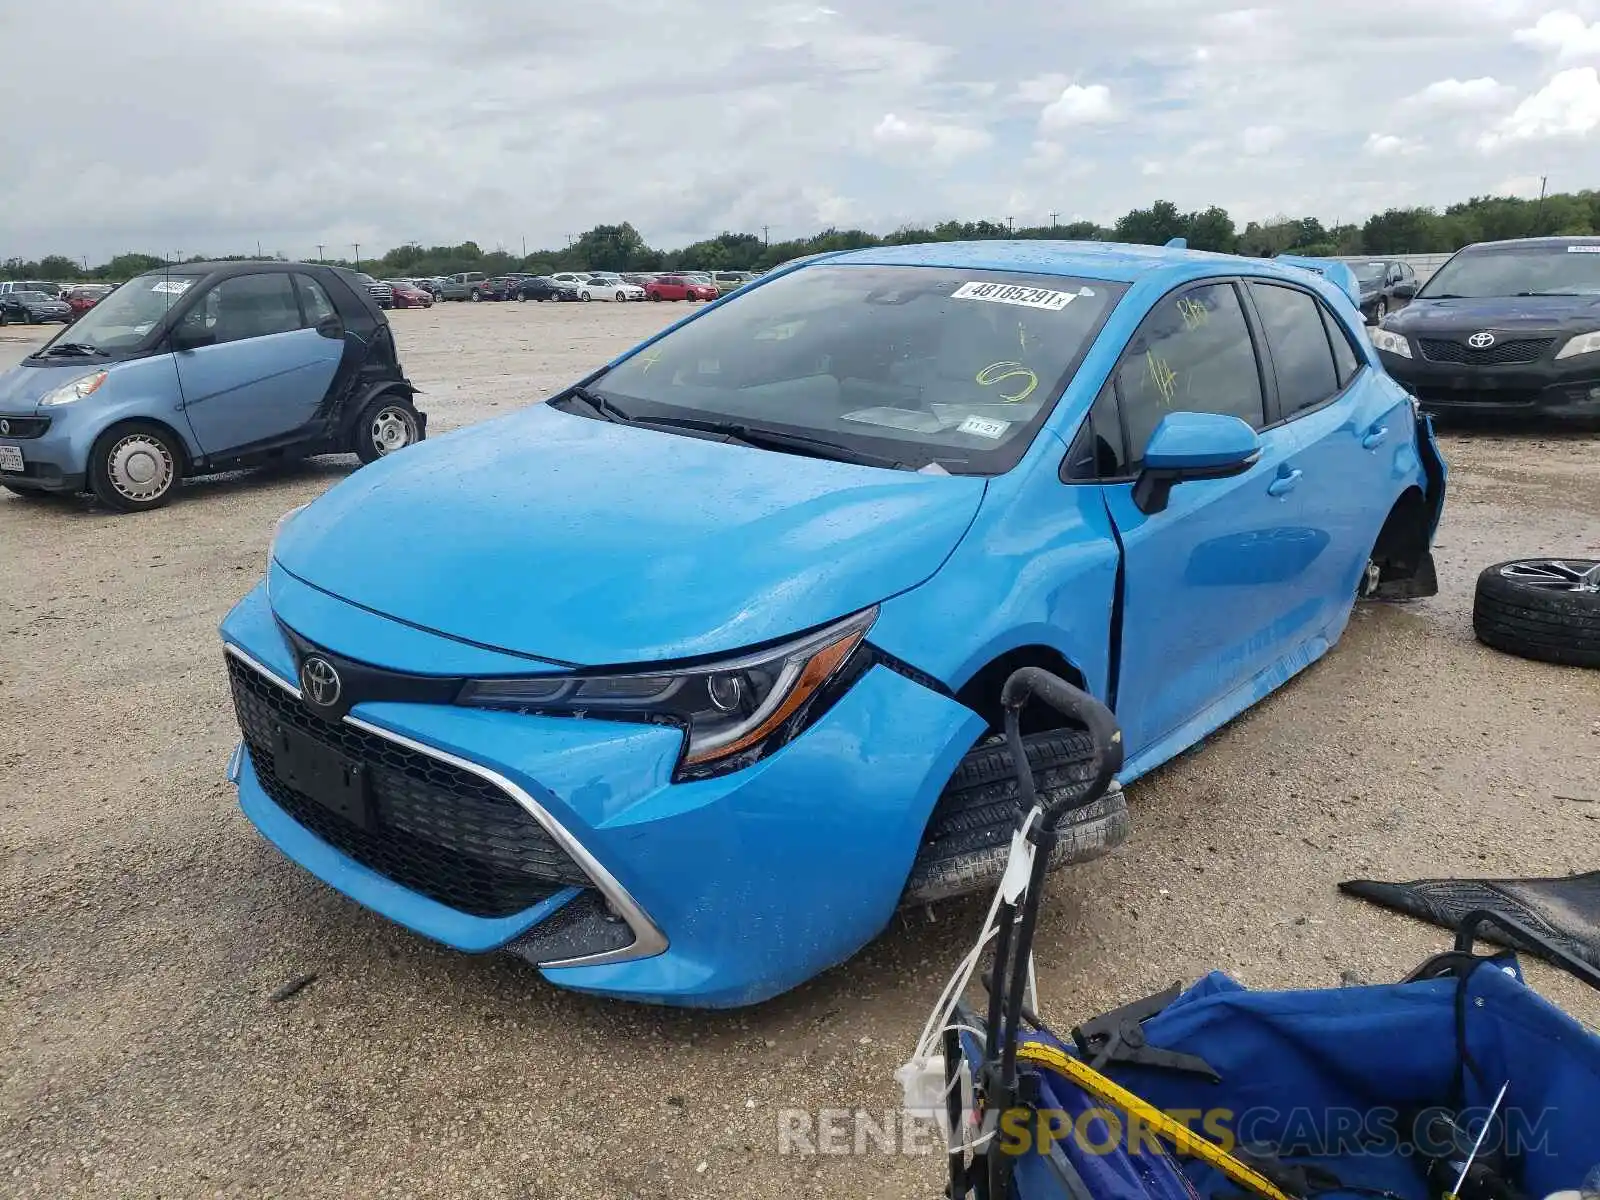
[64,284,114,319]
[386,280,434,309]
[354,273,394,309]
[619,273,657,288]
[514,276,579,302]
[1349,260,1420,324]
[579,274,645,302]
[0,290,73,324]
[711,271,756,295]
[644,274,718,302]
[0,280,62,298]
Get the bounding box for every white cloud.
[871,113,992,161]
[1513,10,1600,58]
[1012,73,1069,104]
[1480,66,1600,145]
[1038,84,1115,131]
[1240,124,1286,155]
[1364,132,1422,157]
[1402,76,1515,108]
[1141,161,1165,176]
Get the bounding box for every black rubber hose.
[999,667,1123,824]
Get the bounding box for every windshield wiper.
[554,384,633,424]
[630,415,908,469]
[36,342,102,357]
[1513,291,1584,297]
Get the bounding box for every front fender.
[35,354,200,466]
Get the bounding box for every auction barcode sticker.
[952,281,1081,311]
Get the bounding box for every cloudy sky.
[4,0,1599,262]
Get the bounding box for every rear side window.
[1321,306,1361,388]
[1114,281,1266,467]
[294,275,337,325]
[1249,283,1340,417]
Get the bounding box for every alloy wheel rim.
[1500,559,1600,593]
[107,435,173,501]
[370,406,416,455]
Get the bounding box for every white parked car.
[579,274,646,302]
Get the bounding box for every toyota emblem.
[1467,330,1496,349]
[299,655,342,710]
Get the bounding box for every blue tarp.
[983,962,1600,1200]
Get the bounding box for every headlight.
[1554,330,1600,360]
[39,370,108,406]
[460,607,877,777]
[267,503,308,570]
[1370,328,1412,359]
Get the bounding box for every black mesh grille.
[1417,337,1554,365]
[0,416,50,439]
[227,654,590,917]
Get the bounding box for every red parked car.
[386,280,434,309]
[64,284,114,318]
[645,274,718,302]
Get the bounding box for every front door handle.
[1362,426,1389,450]
[1267,468,1302,498]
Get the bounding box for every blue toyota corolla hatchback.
[221,241,1446,1007]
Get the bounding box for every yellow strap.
[1014,1041,1297,1200]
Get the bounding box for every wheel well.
[91,417,194,474]
[954,645,1089,737]
[1370,486,1429,584]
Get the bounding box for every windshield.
[1419,243,1600,298]
[587,264,1124,475]
[1352,262,1387,283]
[37,273,200,354]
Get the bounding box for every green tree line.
[9,189,1599,283]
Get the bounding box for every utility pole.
[1049,211,1059,228]
[565,234,574,248]
[256,239,263,258]
[1535,175,1549,232]
[1006,216,1015,233]
[762,224,770,245]
[352,243,361,271]
[316,244,325,263]
[521,235,527,257]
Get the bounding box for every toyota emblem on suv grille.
[1467,330,1496,348]
[300,656,342,710]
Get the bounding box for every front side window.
[591,264,1124,475]
[1249,282,1340,417]
[1113,281,1264,467]
[178,273,302,346]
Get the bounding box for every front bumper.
[219,578,985,1007]
[0,408,92,492]
[1379,349,1600,418]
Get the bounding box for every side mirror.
[1133,412,1262,515]
[169,327,216,351]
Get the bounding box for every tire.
[616,291,626,302]
[648,291,661,301]
[901,729,1131,906]
[88,421,183,513]
[354,394,424,465]
[518,291,528,302]
[0,308,7,327]
[1473,559,1600,668]
[470,290,481,302]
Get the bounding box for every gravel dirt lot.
[2,301,1597,1199]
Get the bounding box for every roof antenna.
[1165,237,1187,249]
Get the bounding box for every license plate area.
[271,724,371,829]
[0,444,23,473]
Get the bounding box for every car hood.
[1386,294,1600,335]
[272,403,987,666]
[0,358,109,413]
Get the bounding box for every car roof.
[1458,235,1600,252]
[817,239,1339,289]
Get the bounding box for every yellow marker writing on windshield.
[976,361,1039,403]
[637,349,662,374]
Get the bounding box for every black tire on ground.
[901,728,1131,906]
[1473,559,1600,669]
[0,308,8,326]
[87,421,183,513]
[353,394,424,465]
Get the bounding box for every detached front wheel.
[88,421,183,513]
[1473,558,1600,668]
[355,395,424,465]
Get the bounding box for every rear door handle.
[1267,469,1302,498]
[1362,426,1389,450]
